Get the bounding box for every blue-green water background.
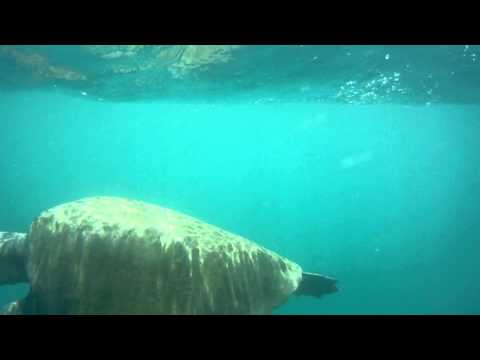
[1,46,480,314]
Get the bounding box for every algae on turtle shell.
[0,197,337,314]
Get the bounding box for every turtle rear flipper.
[0,232,28,285]
[295,272,338,298]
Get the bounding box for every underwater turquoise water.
[1,91,479,314]
[1,45,479,314]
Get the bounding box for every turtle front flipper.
[1,292,38,315]
[0,232,28,285]
[1,300,23,314]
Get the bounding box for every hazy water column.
[1,91,480,314]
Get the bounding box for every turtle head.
[0,232,29,285]
[295,272,338,298]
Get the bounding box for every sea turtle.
[0,196,338,314]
